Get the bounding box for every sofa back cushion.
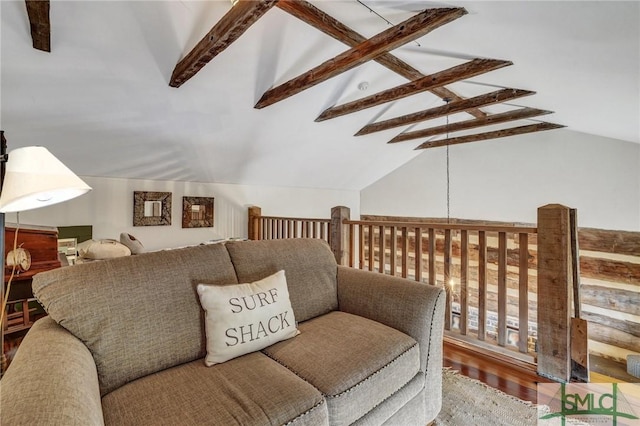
[225,239,338,322]
[32,244,238,396]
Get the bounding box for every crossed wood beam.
[27,0,564,149]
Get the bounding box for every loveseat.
[1,239,445,425]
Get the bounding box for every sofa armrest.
[337,266,445,375]
[1,317,104,425]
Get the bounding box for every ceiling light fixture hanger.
[355,0,421,47]
[444,97,451,224]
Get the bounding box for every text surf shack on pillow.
[197,270,299,365]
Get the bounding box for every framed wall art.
[133,191,172,226]
[182,196,214,228]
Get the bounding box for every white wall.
[361,129,640,231]
[6,176,359,251]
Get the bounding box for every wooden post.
[570,208,589,382]
[247,206,261,240]
[330,206,350,265]
[537,204,573,382]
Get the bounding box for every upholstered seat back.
[32,244,238,396]
[225,239,338,322]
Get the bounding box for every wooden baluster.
[320,221,326,241]
[428,228,436,286]
[444,229,452,331]
[460,230,468,335]
[359,224,365,269]
[497,232,508,346]
[401,227,409,278]
[478,231,487,341]
[348,223,355,267]
[368,225,374,271]
[415,227,422,282]
[389,226,397,276]
[519,233,529,353]
[313,221,318,239]
[378,226,385,273]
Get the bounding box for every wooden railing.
[248,204,603,382]
[343,219,538,356]
[248,206,331,243]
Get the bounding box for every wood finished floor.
[443,339,552,404]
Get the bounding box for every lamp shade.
[0,146,92,213]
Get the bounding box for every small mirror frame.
[182,196,214,228]
[133,191,172,226]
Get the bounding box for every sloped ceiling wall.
[1,1,638,191]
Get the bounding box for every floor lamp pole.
[1,131,7,375]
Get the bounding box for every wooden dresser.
[3,224,61,363]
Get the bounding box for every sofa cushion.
[262,311,420,425]
[197,270,299,366]
[32,244,239,396]
[102,352,328,426]
[225,239,338,322]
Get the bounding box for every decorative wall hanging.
[133,191,171,226]
[182,196,214,228]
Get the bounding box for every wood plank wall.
[362,215,640,364]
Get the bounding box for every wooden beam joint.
[255,7,467,108]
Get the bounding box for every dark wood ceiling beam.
[316,58,512,122]
[356,88,535,136]
[25,0,50,52]
[170,0,279,88]
[389,107,552,143]
[415,122,565,150]
[255,7,467,109]
[276,0,486,119]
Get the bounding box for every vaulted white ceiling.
[1,1,638,190]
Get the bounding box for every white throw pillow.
[119,233,146,254]
[79,239,131,260]
[197,270,298,366]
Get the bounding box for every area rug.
[436,368,590,426]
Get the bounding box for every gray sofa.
[1,239,445,425]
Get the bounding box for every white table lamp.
[0,146,91,213]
